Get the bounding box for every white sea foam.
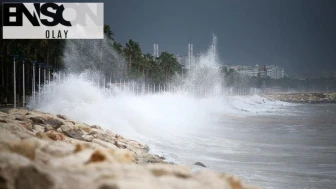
[28,34,290,140]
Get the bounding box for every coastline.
[0,108,258,189]
[263,93,336,104]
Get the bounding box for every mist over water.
[27,35,336,189]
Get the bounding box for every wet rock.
[56,114,67,120]
[194,162,206,167]
[29,116,45,125]
[45,118,64,129]
[63,129,84,140]
[114,141,127,149]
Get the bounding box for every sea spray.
[28,34,289,152]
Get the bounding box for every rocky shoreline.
[264,93,336,104]
[0,109,258,189]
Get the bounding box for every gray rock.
[56,114,67,120]
[29,117,45,125]
[45,118,64,129]
[63,129,84,140]
[194,162,206,167]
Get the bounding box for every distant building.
[176,55,188,67]
[266,65,284,79]
[258,66,268,78]
[236,65,259,77]
[153,43,159,58]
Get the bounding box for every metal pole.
[43,66,46,85]
[22,59,25,107]
[48,67,51,83]
[123,80,126,92]
[13,57,16,108]
[32,62,36,101]
[38,64,41,102]
[58,72,60,84]
[109,77,112,96]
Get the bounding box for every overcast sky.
[18,0,336,76]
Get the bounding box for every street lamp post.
[12,55,19,108]
[38,62,45,102]
[48,66,51,84]
[31,61,37,102]
[22,58,26,107]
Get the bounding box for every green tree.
[157,52,182,81]
[104,24,114,41]
[123,39,142,75]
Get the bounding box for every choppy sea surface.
[144,103,336,189]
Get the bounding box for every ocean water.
[145,103,336,189]
[28,75,336,189]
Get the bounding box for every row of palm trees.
[104,25,183,83]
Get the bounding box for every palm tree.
[113,42,123,54]
[104,24,114,41]
[124,39,142,74]
[158,52,182,81]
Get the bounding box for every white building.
[227,65,259,77]
[224,64,284,79]
[266,65,284,79]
